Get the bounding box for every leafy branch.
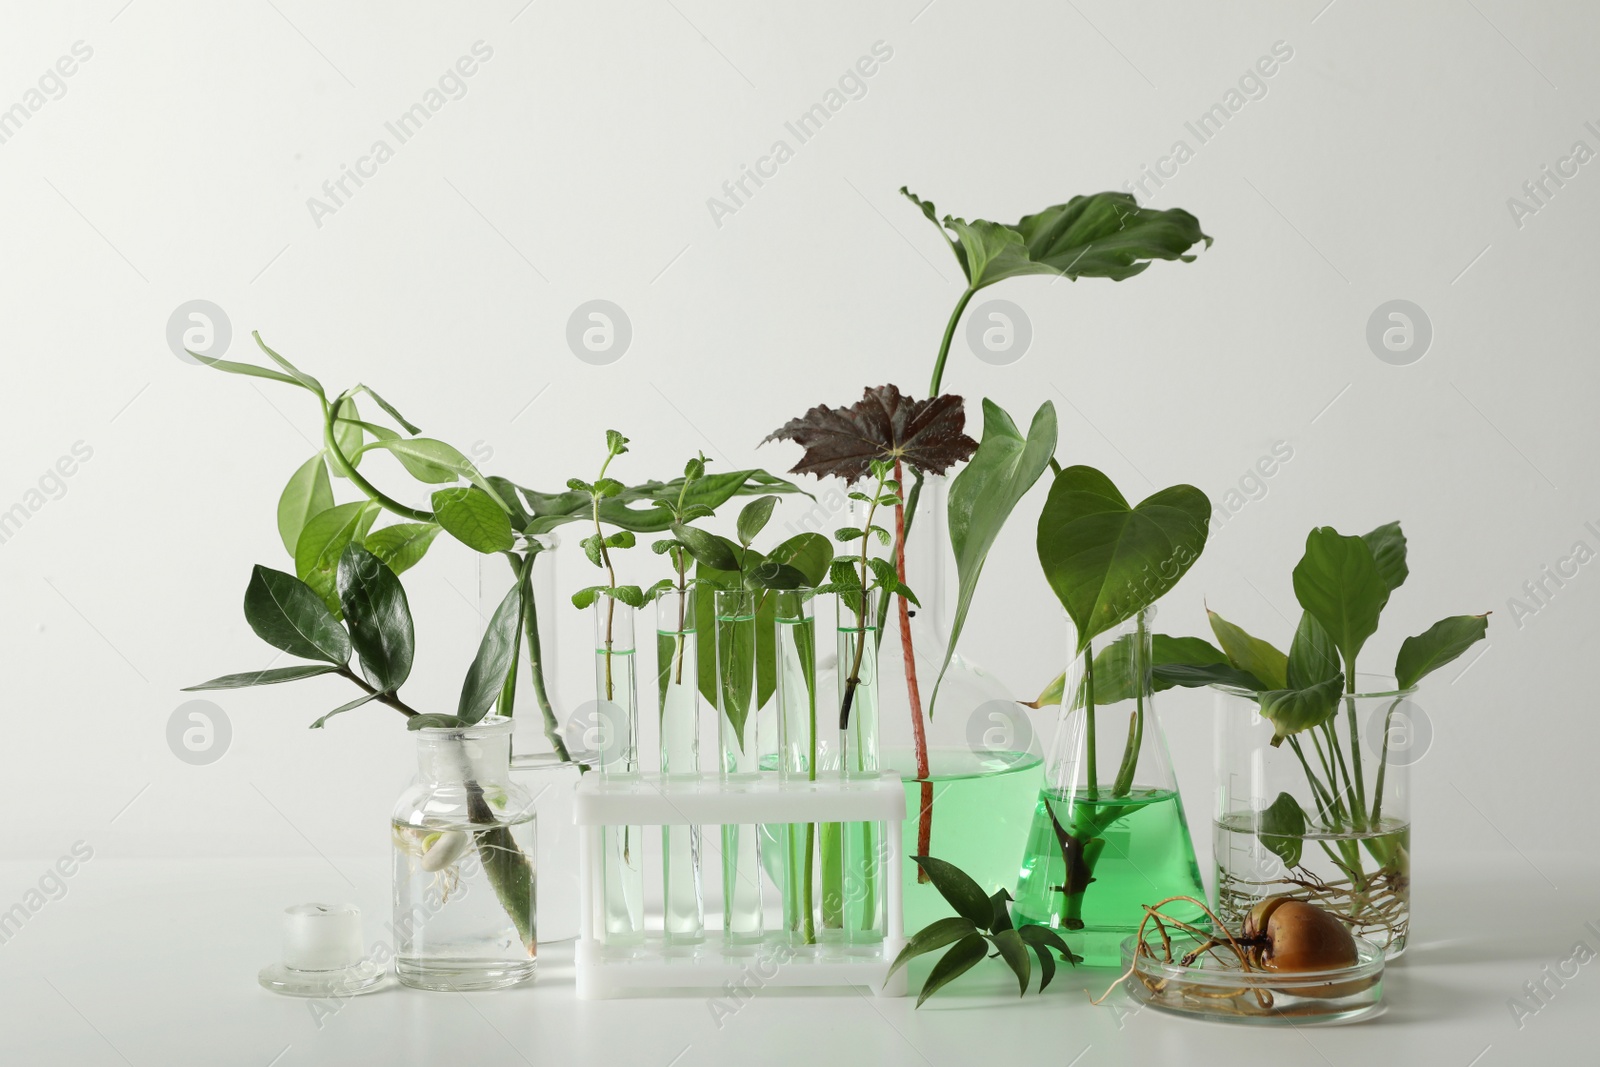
[887,856,1076,1007]
[570,431,645,702]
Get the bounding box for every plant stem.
[927,288,976,397]
[1342,669,1369,829]
[335,667,420,718]
[1368,696,1404,826]
[322,397,432,522]
[839,470,887,731]
[891,457,933,875]
[1110,612,1148,798]
[1082,636,1098,798]
[505,550,570,762]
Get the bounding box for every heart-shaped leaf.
[764,384,978,483]
[934,399,1057,716]
[1037,466,1210,652]
[1208,609,1289,691]
[1257,791,1307,867]
[1257,676,1344,747]
[184,663,341,690]
[1293,527,1391,671]
[1395,613,1489,690]
[458,582,523,723]
[276,455,334,557]
[432,487,514,554]
[902,187,1211,290]
[336,544,414,692]
[243,565,351,665]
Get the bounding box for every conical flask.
[1011,605,1206,966]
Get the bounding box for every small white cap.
[282,903,364,972]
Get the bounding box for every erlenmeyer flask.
[1011,605,1206,966]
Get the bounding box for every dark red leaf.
[763,384,978,483]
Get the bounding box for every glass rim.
[1211,672,1419,700]
[413,714,513,739]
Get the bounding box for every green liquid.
[1012,787,1206,966]
[891,749,1044,934]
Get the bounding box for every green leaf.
[1151,662,1265,691]
[336,544,414,692]
[355,383,421,435]
[737,495,778,547]
[361,438,507,510]
[1286,611,1340,690]
[901,187,1211,291]
[885,916,979,983]
[485,476,531,532]
[1037,466,1210,652]
[612,584,646,609]
[716,603,758,751]
[243,565,351,665]
[1257,791,1307,867]
[310,691,380,729]
[407,713,466,731]
[363,523,442,576]
[571,585,605,610]
[1362,521,1409,592]
[605,530,636,550]
[1395,613,1489,690]
[1017,924,1074,989]
[934,399,1057,716]
[1257,676,1344,746]
[911,856,993,928]
[672,524,740,572]
[1292,527,1391,671]
[183,664,341,690]
[990,928,1031,996]
[432,487,515,554]
[594,477,625,498]
[252,332,325,396]
[744,559,808,591]
[916,934,990,1007]
[457,583,522,724]
[294,501,381,616]
[275,455,334,557]
[605,429,628,456]
[1208,609,1289,691]
[191,353,307,390]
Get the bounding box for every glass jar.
[1011,606,1206,966]
[1213,675,1415,957]
[391,715,537,990]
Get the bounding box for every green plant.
[887,856,1076,1007]
[643,452,716,697]
[568,430,646,701]
[185,544,535,947]
[813,457,918,729]
[195,334,803,762]
[900,187,1212,399]
[1153,521,1488,945]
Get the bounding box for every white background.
[1,1,1596,1064]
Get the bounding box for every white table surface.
[1,853,1593,1066]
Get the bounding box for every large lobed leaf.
[901,187,1211,290]
[764,384,978,483]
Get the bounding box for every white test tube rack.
[574,772,909,999]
